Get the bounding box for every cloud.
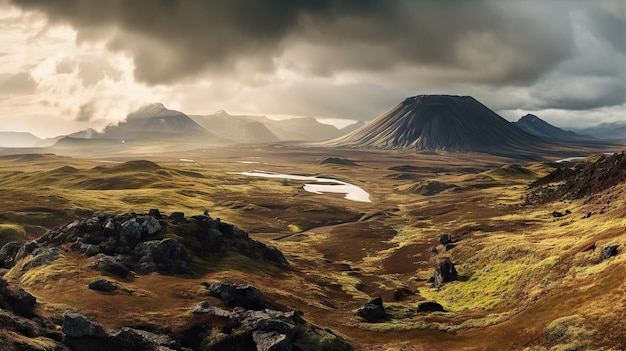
[9,0,577,87]
[0,71,36,95]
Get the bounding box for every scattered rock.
[62,310,109,338]
[439,234,453,245]
[582,211,594,219]
[7,288,37,318]
[357,296,386,322]
[202,282,266,310]
[113,327,181,350]
[430,246,438,255]
[91,254,131,278]
[0,241,22,268]
[416,301,445,313]
[601,244,619,260]
[433,257,458,286]
[88,279,123,293]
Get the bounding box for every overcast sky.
[0,0,624,137]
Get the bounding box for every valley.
[0,142,625,350]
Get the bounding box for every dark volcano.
[325,95,550,154]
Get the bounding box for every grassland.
[0,145,625,350]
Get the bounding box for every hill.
[190,111,279,143]
[0,132,41,148]
[325,95,549,154]
[248,115,344,141]
[513,114,590,142]
[571,122,626,140]
[340,120,366,134]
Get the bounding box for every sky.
[0,0,624,138]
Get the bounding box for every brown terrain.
[0,143,625,350]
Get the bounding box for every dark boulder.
[13,240,39,264]
[417,301,446,313]
[148,208,162,218]
[601,244,619,260]
[0,241,22,268]
[6,288,37,318]
[134,238,189,274]
[91,254,131,278]
[170,212,185,222]
[88,279,122,293]
[103,218,121,237]
[433,257,458,286]
[357,296,386,322]
[202,282,266,310]
[113,327,181,350]
[62,310,109,338]
[439,234,453,245]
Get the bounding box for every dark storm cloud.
[10,0,575,86]
[0,72,36,95]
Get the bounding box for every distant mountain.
[0,131,41,147]
[325,95,549,154]
[512,114,591,142]
[190,111,279,143]
[248,116,343,141]
[99,103,212,140]
[340,120,366,134]
[571,123,626,140]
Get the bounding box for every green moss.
[292,324,353,351]
[545,315,593,351]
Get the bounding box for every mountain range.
[0,98,619,151]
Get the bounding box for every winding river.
[228,170,371,203]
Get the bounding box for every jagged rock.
[357,296,386,322]
[13,240,39,264]
[29,247,61,267]
[202,282,266,310]
[434,257,458,286]
[417,301,446,313]
[148,208,162,218]
[170,212,185,222]
[62,310,109,338]
[103,218,121,237]
[91,254,131,278]
[7,288,36,318]
[0,241,22,268]
[134,238,189,274]
[88,279,122,292]
[430,246,438,255]
[71,240,101,257]
[601,244,619,260]
[252,330,292,351]
[113,327,180,350]
[120,219,143,244]
[190,302,234,318]
[439,234,453,245]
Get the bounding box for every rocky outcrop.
[10,209,289,279]
[356,296,386,323]
[190,303,351,351]
[433,257,458,287]
[202,282,266,310]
